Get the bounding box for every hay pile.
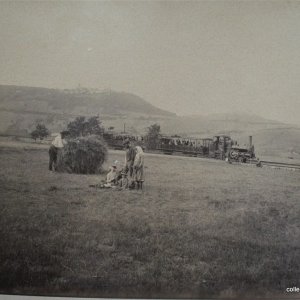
[56,135,108,174]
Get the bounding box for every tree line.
[30,116,162,149]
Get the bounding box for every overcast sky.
[0,1,300,124]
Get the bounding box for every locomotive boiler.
[228,136,255,162]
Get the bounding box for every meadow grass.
[0,144,299,298]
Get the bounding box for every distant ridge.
[0,84,175,117]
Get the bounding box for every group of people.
[103,138,145,190]
[49,132,145,190]
[162,138,197,147]
[109,134,144,142]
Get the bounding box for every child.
[119,171,129,189]
[100,163,119,188]
[106,165,118,185]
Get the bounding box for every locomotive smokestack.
[249,136,252,148]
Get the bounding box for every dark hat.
[60,130,69,136]
[123,138,130,145]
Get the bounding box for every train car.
[103,131,143,150]
[156,136,213,157]
[103,132,123,150]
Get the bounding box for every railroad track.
[153,150,300,170]
[260,160,300,170]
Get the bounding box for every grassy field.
[0,141,299,299]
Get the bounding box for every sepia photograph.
[0,1,299,299]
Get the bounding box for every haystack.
[56,135,108,174]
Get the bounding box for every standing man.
[123,138,136,188]
[49,131,68,171]
[133,145,145,190]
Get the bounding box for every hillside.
[0,85,174,116]
[245,127,300,161]
[0,85,175,135]
[156,112,288,138]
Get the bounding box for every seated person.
[106,165,118,184]
[101,164,119,188]
[118,171,129,189]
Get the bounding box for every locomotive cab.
[209,135,233,159]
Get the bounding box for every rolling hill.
[0,84,174,117]
[0,84,175,135]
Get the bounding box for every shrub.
[30,123,50,141]
[56,135,108,174]
[145,123,161,150]
[67,116,104,138]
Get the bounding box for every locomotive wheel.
[229,149,239,160]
